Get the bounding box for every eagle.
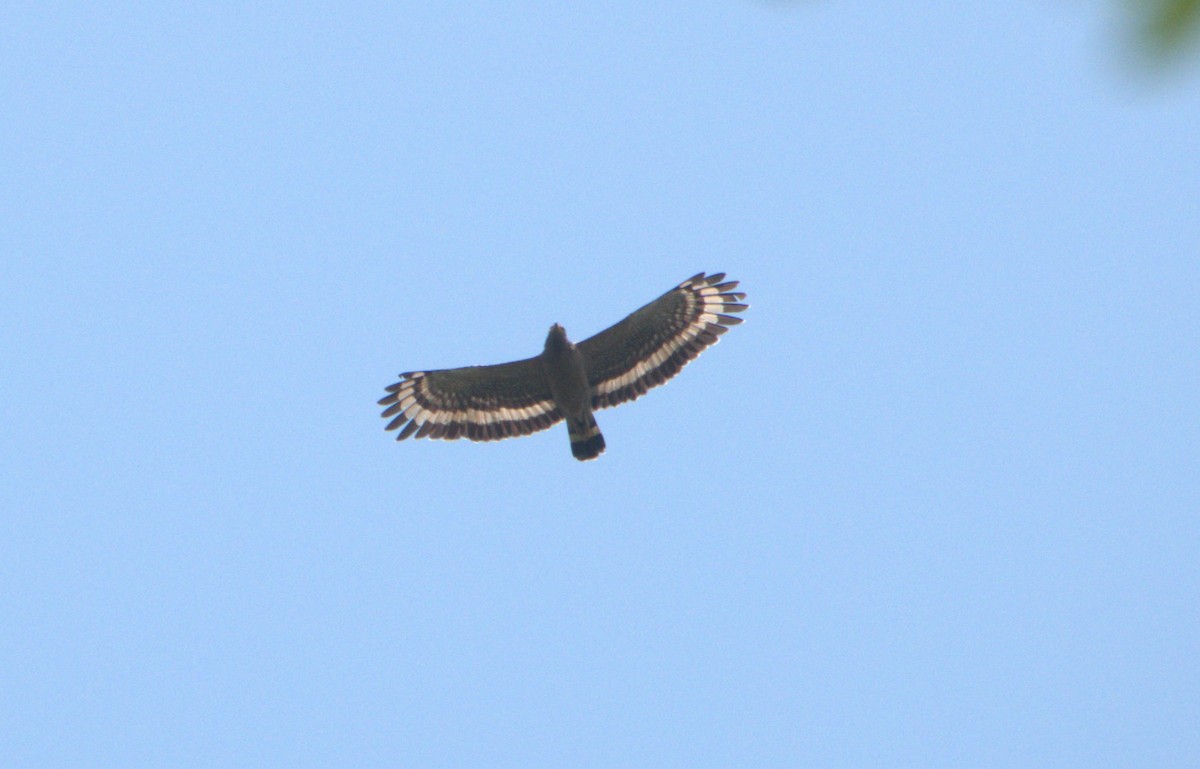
[378,271,747,461]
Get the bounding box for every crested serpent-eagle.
[378,272,748,461]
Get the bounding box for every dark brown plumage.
[378,272,747,460]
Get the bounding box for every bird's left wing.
[379,356,562,441]
[578,272,747,410]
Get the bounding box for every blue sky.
[3,3,1198,767]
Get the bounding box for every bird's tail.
[568,411,606,461]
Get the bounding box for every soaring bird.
[378,272,747,461]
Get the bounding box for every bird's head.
[544,323,572,353]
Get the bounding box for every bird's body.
[541,323,606,460]
[379,272,747,461]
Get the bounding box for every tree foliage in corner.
[1133,0,1200,54]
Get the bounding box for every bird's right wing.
[379,356,562,441]
[578,272,748,410]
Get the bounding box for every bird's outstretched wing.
[578,272,747,410]
[378,356,562,441]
